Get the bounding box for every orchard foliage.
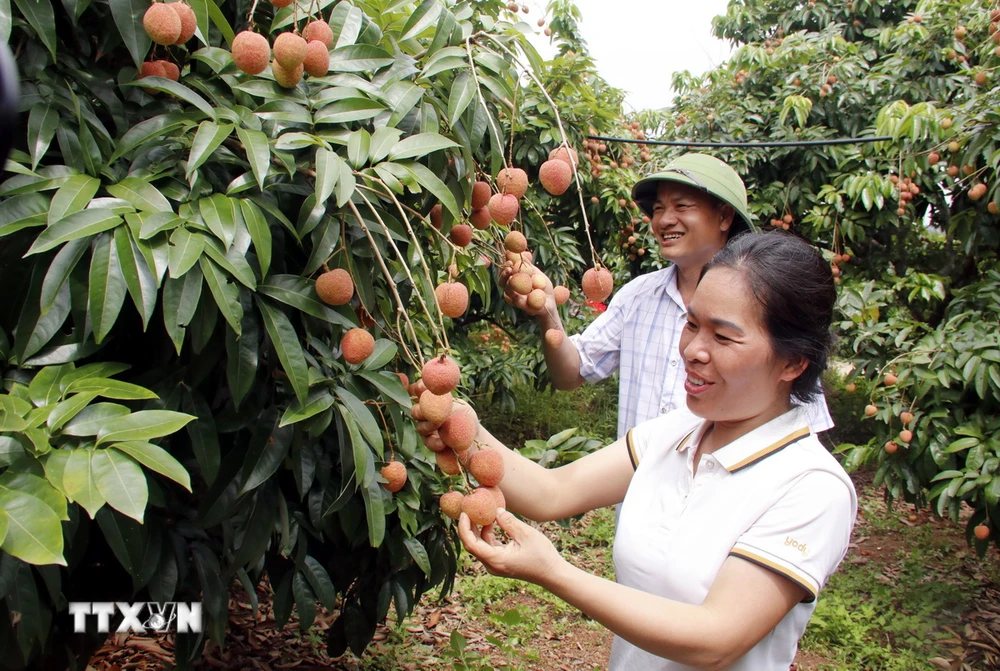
[0,0,610,665]
[638,0,1000,551]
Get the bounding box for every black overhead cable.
[585,135,894,148]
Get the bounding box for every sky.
[525,0,735,111]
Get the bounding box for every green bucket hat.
[631,153,756,236]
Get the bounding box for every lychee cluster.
[616,214,648,262]
[581,134,641,177]
[142,2,196,46]
[767,213,794,230]
[499,232,572,312]
[230,18,333,87]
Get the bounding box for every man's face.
[649,181,733,271]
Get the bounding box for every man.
[506,153,833,438]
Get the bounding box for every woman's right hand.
[458,508,566,588]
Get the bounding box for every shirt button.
[706,461,715,470]
[671,360,677,367]
[661,407,668,414]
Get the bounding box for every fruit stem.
[246,0,260,30]
[356,180,454,351]
[346,200,426,366]
[354,187,451,352]
[465,37,510,172]
[475,32,600,268]
[519,195,571,279]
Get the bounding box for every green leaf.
[63,448,106,518]
[358,371,411,408]
[61,402,130,436]
[28,364,70,406]
[403,537,431,577]
[402,162,459,219]
[47,391,100,432]
[26,209,122,255]
[89,232,128,344]
[199,193,237,249]
[108,0,151,67]
[335,387,383,459]
[225,307,259,411]
[362,339,397,370]
[340,409,371,488]
[13,0,57,59]
[239,414,291,495]
[0,486,66,565]
[0,471,68,520]
[235,127,270,192]
[114,227,157,329]
[292,571,317,629]
[360,480,385,547]
[48,175,101,225]
[400,0,441,40]
[256,297,309,404]
[168,227,206,278]
[64,377,158,400]
[280,388,335,427]
[111,113,193,162]
[95,410,196,446]
[315,147,341,205]
[447,71,475,128]
[39,237,89,315]
[182,389,220,485]
[27,105,59,170]
[106,177,172,213]
[347,129,371,169]
[239,199,271,278]
[187,122,235,179]
[135,211,184,240]
[95,506,143,578]
[368,127,402,163]
[328,44,394,73]
[388,133,458,162]
[302,556,337,610]
[124,78,216,119]
[199,256,243,335]
[163,266,203,354]
[91,449,148,522]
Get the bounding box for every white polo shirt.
[609,406,857,670]
[569,265,834,439]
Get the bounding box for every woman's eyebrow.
[686,307,745,335]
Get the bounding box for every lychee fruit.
[507,272,533,296]
[435,449,461,475]
[975,524,991,540]
[884,373,898,386]
[496,167,528,198]
[440,491,464,520]
[270,0,293,7]
[899,429,913,443]
[421,355,460,394]
[231,31,270,75]
[549,145,579,168]
[527,289,546,310]
[439,405,478,452]
[272,59,303,88]
[144,3,182,45]
[481,485,505,509]
[531,274,547,291]
[472,181,491,209]
[504,230,528,253]
[380,461,407,492]
[168,2,196,43]
[316,268,354,305]
[429,203,443,229]
[273,32,308,69]
[435,282,469,318]
[140,61,167,78]
[864,404,878,417]
[582,267,614,301]
[469,449,504,486]
[302,19,334,47]
[970,183,988,200]
[303,40,330,77]
[900,411,914,425]
[539,159,573,195]
[449,223,473,247]
[462,487,498,526]
[544,329,564,348]
[553,285,570,304]
[341,328,375,364]
[419,390,453,425]
[156,60,180,81]
[470,207,491,230]
[488,193,519,226]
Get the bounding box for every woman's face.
[679,267,803,425]
[650,182,732,271]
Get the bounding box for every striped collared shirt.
[570,266,834,438]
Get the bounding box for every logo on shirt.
[785,536,810,557]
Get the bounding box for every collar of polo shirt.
[674,406,812,473]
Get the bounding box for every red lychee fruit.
[272,59,303,88]
[316,268,354,306]
[469,449,504,486]
[380,461,407,492]
[582,267,613,302]
[140,61,167,78]
[419,390,453,425]
[488,193,519,226]
[471,181,491,209]
[302,20,334,47]
[421,355,460,395]
[449,223,473,247]
[144,3,182,45]
[496,167,528,198]
[470,207,491,230]
[270,0,293,7]
[548,145,579,168]
[435,282,469,318]
[507,272,533,296]
[168,2,196,43]
[481,485,505,509]
[341,328,375,364]
[539,159,573,195]
[553,285,570,304]
[440,491,464,520]
[156,60,180,81]
[504,230,528,253]
[273,32,308,69]
[544,329,564,348]
[435,449,461,475]
[526,289,546,310]
[439,405,478,452]
[231,31,271,75]
[462,487,498,526]
[303,40,330,77]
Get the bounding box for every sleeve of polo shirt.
[568,290,628,383]
[729,471,855,602]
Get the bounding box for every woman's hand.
[458,508,566,588]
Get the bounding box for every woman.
[458,232,857,671]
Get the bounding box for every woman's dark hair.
[701,231,836,404]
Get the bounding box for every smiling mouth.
[659,232,684,243]
[687,374,708,386]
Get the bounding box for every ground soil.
[88,473,1000,671]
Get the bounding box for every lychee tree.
[0,0,606,666]
[633,0,1000,552]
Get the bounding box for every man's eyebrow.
[686,307,745,336]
